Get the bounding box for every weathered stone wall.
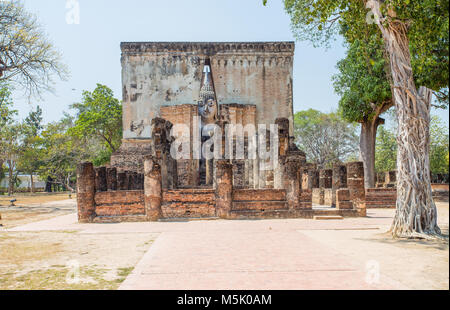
[121,42,295,140]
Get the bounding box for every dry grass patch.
[0,265,134,290]
[0,231,157,290]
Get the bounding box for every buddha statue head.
[198,63,218,125]
[198,97,218,124]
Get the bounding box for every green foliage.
[0,84,17,125]
[430,116,449,173]
[375,116,449,173]
[16,106,44,179]
[69,84,122,153]
[283,0,449,104]
[24,106,43,136]
[37,115,87,190]
[375,125,397,172]
[333,35,392,123]
[294,109,359,167]
[2,82,121,192]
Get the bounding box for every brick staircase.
[365,188,396,208]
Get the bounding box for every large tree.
[69,84,122,154]
[38,115,89,192]
[0,83,17,186]
[16,106,44,193]
[0,0,68,97]
[279,0,448,238]
[333,33,393,188]
[293,109,359,167]
[1,122,25,196]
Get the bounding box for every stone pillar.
[117,172,128,190]
[106,167,117,191]
[232,159,245,188]
[319,169,333,189]
[336,189,353,210]
[282,157,301,210]
[144,157,162,221]
[332,165,347,207]
[126,171,134,190]
[215,160,233,219]
[77,162,96,223]
[376,172,385,188]
[311,170,320,189]
[347,161,366,215]
[95,167,107,192]
[385,170,397,188]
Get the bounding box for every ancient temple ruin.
[76,42,368,223]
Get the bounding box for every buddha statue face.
[198,98,217,125]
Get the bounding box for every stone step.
[365,204,396,208]
[93,215,147,223]
[313,215,344,220]
[159,217,220,222]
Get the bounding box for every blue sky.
[12,0,449,127]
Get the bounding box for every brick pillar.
[336,189,353,210]
[77,162,96,223]
[106,167,117,191]
[126,171,134,190]
[347,161,366,215]
[215,160,233,219]
[117,172,128,190]
[311,170,320,189]
[95,167,107,192]
[319,169,333,189]
[144,157,162,221]
[299,163,316,209]
[282,157,301,210]
[332,165,347,207]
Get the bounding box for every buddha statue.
[197,62,219,186]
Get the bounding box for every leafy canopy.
[282,0,449,104]
[69,84,122,153]
[294,109,359,167]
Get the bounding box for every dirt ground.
[0,196,76,229]
[0,197,448,290]
[302,202,449,290]
[0,193,74,206]
[0,230,158,290]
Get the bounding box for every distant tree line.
[0,83,122,196]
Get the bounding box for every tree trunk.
[360,117,383,189]
[30,172,35,193]
[368,1,440,238]
[7,160,13,196]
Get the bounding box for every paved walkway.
[6,208,415,290]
